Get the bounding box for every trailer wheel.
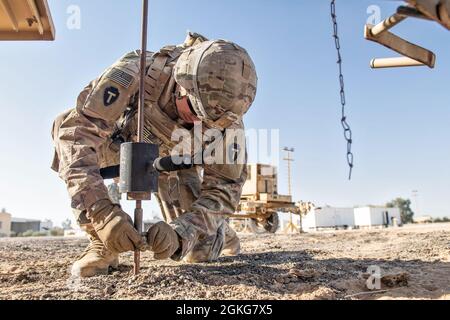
[249,212,279,234]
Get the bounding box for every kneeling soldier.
[51,32,257,277]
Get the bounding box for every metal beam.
[406,0,450,29]
[406,0,441,21]
[365,24,435,68]
[0,0,55,41]
[0,0,19,32]
[397,5,432,20]
[26,0,44,35]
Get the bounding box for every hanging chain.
[331,0,354,180]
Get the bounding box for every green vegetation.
[50,228,64,237]
[433,217,450,223]
[386,198,414,224]
[19,230,47,237]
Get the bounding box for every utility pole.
[283,147,298,233]
[412,190,420,217]
[285,148,293,197]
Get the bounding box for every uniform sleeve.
[170,121,248,259]
[54,52,142,211]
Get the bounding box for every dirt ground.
[0,223,449,300]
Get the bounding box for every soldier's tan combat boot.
[71,230,119,277]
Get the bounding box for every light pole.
[412,190,420,217]
[283,147,298,233]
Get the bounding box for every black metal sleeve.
[100,166,120,179]
[153,155,193,172]
[100,155,194,179]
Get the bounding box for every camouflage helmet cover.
[174,40,258,129]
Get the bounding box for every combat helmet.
[174,39,258,130]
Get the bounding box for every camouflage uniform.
[107,182,121,205]
[51,33,257,262]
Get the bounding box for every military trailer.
[229,164,297,233]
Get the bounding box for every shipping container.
[354,207,402,228]
[302,207,354,231]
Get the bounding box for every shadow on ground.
[173,250,450,299]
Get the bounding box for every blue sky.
[0,0,449,226]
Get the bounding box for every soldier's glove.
[147,222,181,260]
[88,199,146,254]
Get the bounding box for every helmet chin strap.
[175,77,241,130]
[175,96,200,124]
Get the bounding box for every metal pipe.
[369,13,407,37]
[397,5,432,21]
[137,0,148,144]
[370,57,426,69]
[133,204,143,275]
[134,0,149,276]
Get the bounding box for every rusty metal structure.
[120,0,150,276]
[117,0,154,276]
[133,0,149,276]
[0,0,55,41]
[365,0,450,68]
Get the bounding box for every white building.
[354,206,402,228]
[301,206,402,232]
[302,207,355,232]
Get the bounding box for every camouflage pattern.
[107,182,121,205]
[51,32,256,262]
[174,40,258,130]
[155,166,243,262]
[72,209,90,227]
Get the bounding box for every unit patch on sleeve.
[105,68,134,89]
[103,87,120,106]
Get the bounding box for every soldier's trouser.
[72,166,238,263]
[154,167,238,263]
